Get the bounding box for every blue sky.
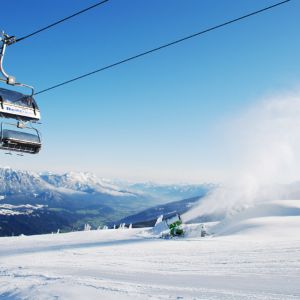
[0,0,299,182]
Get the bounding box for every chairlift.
[0,31,42,155]
[0,122,41,154]
[0,32,40,122]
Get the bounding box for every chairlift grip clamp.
[2,33,17,46]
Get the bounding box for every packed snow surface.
[0,200,299,299]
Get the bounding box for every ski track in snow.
[0,223,299,300]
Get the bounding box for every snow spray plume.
[183,89,300,222]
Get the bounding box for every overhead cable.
[16,0,110,43]
[35,0,291,95]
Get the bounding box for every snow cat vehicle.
[0,32,41,154]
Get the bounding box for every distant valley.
[0,167,213,236]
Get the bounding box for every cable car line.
[0,0,292,155]
[34,0,291,96]
[15,0,110,43]
[1,0,110,155]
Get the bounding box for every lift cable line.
[15,0,110,43]
[35,0,291,96]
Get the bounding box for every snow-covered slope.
[0,199,299,299]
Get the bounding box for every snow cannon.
[154,213,184,238]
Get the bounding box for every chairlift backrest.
[2,129,41,145]
[0,88,40,121]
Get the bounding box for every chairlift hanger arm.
[0,32,34,96]
[0,37,14,82]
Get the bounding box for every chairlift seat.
[0,128,41,154]
[0,88,40,121]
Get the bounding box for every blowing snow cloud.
[184,88,300,222]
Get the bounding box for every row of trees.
[83,223,133,231]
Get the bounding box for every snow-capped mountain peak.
[0,167,143,205]
[40,171,136,197]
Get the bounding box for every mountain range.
[0,167,212,236]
